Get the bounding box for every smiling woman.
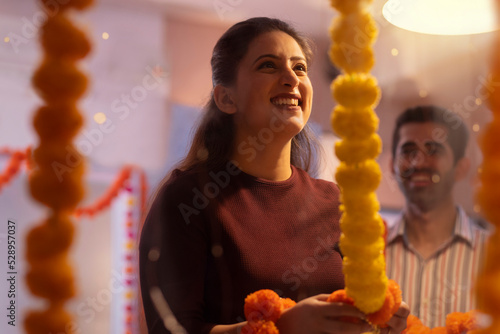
[139,17,408,334]
[218,30,314,180]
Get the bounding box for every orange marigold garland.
[74,165,149,218]
[0,147,31,193]
[74,165,133,217]
[402,311,478,334]
[242,285,402,333]
[327,280,401,327]
[329,0,388,321]
[25,0,93,333]
[474,3,500,332]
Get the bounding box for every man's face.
[392,122,460,211]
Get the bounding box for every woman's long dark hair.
[174,17,322,175]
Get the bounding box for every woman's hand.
[378,302,410,334]
[275,294,372,334]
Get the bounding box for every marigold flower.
[329,0,373,14]
[344,266,387,313]
[33,143,84,170]
[446,311,478,334]
[405,314,423,328]
[32,58,88,104]
[475,268,500,312]
[463,310,478,330]
[244,290,282,323]
[366,280,401,326]
[335,134,381,164]
[329,44,374,74]
[366,287,394,326]
[478,156,500,182]
[445,312,466,334]
[402,315,430,334]
[42,14,91,60]
[343,254,386,289]
[26,255,75,301]
[281,298,296,310]
[485,72,500,111]
[429,327,446,333]
[340,213,384,244]
[476,183,500,223]
[346,285,387,314]
[26,215,75,262]
[241,320,279,334]
[326,290,361,323]
[24,306,73,334]
[404,326,427,334]
[340,193,380,218]
[29,165,85,211]
[330,105,379,140]
[335,160,381,193]
[331,74,381,110]
[33,105,84,143]
[327,289,354,304]
[329,12,377,50]
[40,0,94,11]
[339,234,384,261]
[387,279,402,315]
[479,119,500,157]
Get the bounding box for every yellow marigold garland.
[474,12,500,334]
[25,0,93,333]
[242,285,403,333]
[331,74,380,110]
[329,0,388,317]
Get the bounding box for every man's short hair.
[391,105,469,163]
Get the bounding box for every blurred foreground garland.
[25,0,94,333]
[474,2,500,333]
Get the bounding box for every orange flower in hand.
[244,290,283,323]
[327,289,360,324]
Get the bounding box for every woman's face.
[228,30,313,145]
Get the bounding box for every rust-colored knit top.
[139,162,344,333]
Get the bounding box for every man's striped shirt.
[385,207,489,328]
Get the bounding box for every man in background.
[385,105,489,328]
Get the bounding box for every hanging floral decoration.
[474,3,500,332]
[25,0,93,332]
[0,144,149,219]
[402,311,478,334]
[74,165,149,218]
[328,0,389,321]
[0,147,32,193]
